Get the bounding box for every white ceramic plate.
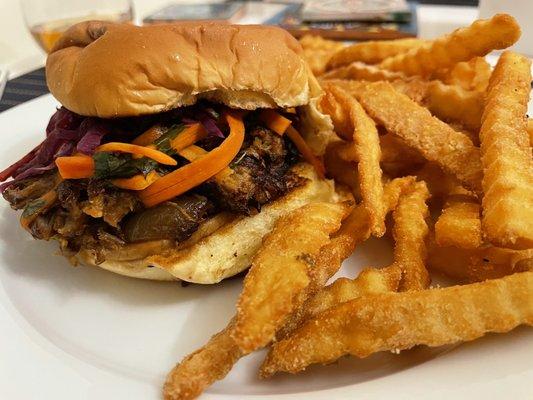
[0,95,531,400]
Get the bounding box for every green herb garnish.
[93,153,158,180]
[153,124,186,155]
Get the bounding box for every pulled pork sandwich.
[0,21,343,283]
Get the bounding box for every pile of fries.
[163,14,533,399]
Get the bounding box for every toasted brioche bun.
[76,164,349,283]
[46,21,323,118]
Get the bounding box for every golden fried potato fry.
[414,162,460,201]
[301,266,401,322]
[164,320,242,400]
[379,133,426,177]
[299,35,345,75]
[276,210,375,338]
[389,78,431,104]
[280,177,415,336]
[331,78,482,135]
[435,187,482,249]
[356,82,483,193]
[320,176,415,274]
[427,237,533,283]
[425,80,484,135]
[323,84,386,236]
[479,51,533,249]
[232,202,348,354]
[327,38,427,69]
[165,202,352,399]
[327,131,426,177]
[380,14,520,77]
[324,141,360,195]
[313,177,417,289]
[261,271,533,377]
[319,88,353,140]
[320,78,371,98]
[392,181,431,290]
[527,118,533,147]
[434,57,492,91]
[323,62,408,81]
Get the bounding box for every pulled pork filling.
[1,104,303,262]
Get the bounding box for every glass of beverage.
[21,0,134,53]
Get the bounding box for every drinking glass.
[20,0,134,53]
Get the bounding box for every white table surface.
[0,1,480,79]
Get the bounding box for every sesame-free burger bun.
[46,21,322,118]
[44,22,341,283]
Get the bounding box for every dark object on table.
[0,68,49,113]
[301,0,411,22]
[420,0,478,5]
[266,2,417,40]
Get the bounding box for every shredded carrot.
[140,112,245,207]
[132,125,166,146]
[178,145,233,180]
[96,142,177,166]
[55,155,95,179]
[178,145,208,161]
[286,126,326,179]
[111,171,160,190]
[259,109,292,135]
[170,123,208,152]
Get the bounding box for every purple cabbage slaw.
[182,107,225,138]
[0,104,226,193]
[0,108,108,192]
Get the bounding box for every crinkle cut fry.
[322,62,407,82]
[479,51,533,249]
[308,177,416,291]
[164,319,242,400]
[425,80,484,134]
[232,202,348,354]
[332,131,426,172]
[302,178,430,317]
[323,84,386,236]
[163,179,414,398]
[527,118,533,148]
[392,181,431,291]
[327,38,427,69]
[261,271,533,377]
[434,187,482,250]
[163,178,415,398]
[325,78,483,136]
[278,177,415,337]
[300,265,401,323]
[434,57,492,91]
[379,14,520,77]
[302,179,431,319]
[323,78,431,105]
[355,81,483,194]
[427,236,533,283]
[299,35,345,76]
[164,202,348,399]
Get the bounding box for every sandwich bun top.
[46,21,322,117]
